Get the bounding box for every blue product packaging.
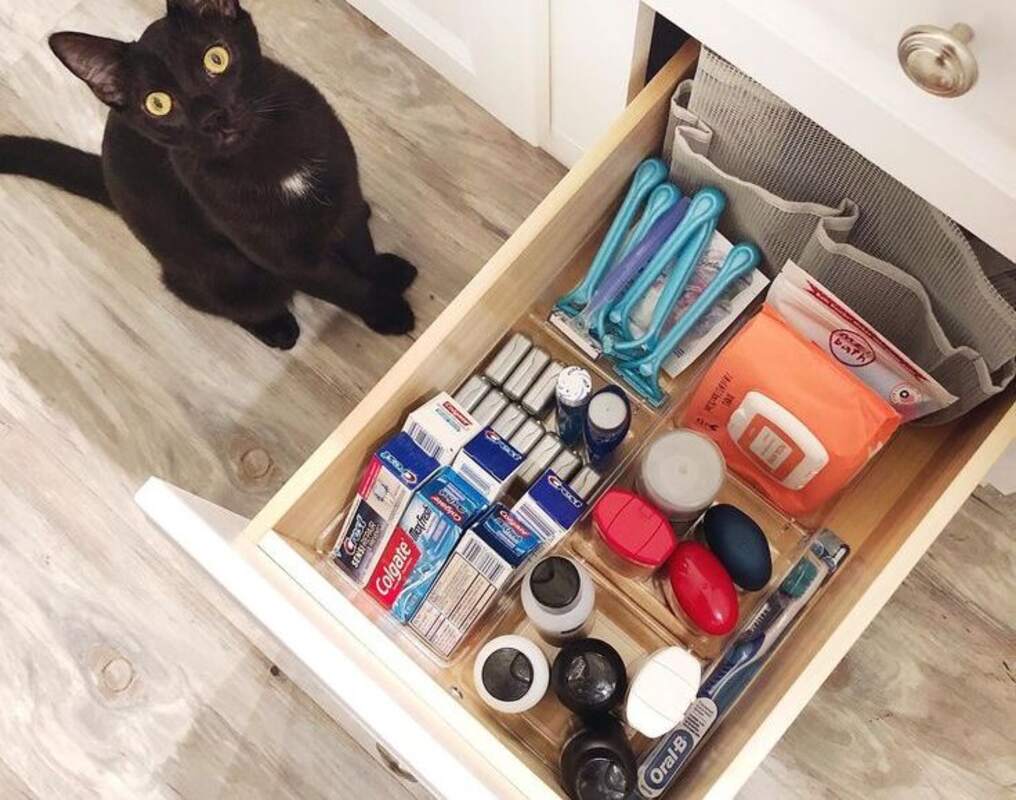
[511,469,587,547]
[583,384,631,467]
[452,427,526,501]
[410,504,543,658]
[332,433,441,586]
[383,468,489,623]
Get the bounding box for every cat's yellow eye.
[144,91,173,117]
[204,45,231,75]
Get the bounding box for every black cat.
[0,0,417,349]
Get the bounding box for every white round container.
[636,429,726,532]
[521,555,596,647]
[473,635,550,715]
[624,646,702,737]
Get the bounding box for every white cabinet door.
[344,0,550,145]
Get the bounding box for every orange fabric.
[681,306,902,517]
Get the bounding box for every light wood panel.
[0,0,562,797]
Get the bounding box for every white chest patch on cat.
[280,166,316,200]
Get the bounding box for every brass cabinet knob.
[898,23,978,97]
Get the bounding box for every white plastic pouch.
[767,261,957,421]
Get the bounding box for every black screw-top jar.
[551,638,627,716]
[560,716,637,800]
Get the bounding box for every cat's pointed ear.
[49,32,130,109]
[167,0,241,20]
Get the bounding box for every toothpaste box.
[452,428,525,501]
[367,467,488,622]
[511,469,587,548]
[410,504,542,658]
[403,392,480,465]
[331,433,440,586]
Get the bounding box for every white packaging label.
[410,532,511,657]
[403,393,479,465]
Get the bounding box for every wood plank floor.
[0,2,1012,798]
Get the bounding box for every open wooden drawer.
[138,42,1016,799]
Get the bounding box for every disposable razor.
[616,242,762,406]
[605,201,718,361]
[602,188,726,354]
[555,158,668,317]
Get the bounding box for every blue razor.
[602,188,726,354]
[616,242,762,406]
[555,158,668,317]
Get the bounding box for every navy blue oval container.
[583,385,631,468]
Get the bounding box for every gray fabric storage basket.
[664,50,1016,424]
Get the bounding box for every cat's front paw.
[361,292,415,336]
[243,312,301,350]
[371,254,418,293]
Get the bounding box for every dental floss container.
[551,638,628,717]
[560,716,637,800]
[521,555,596,646]
[637,429,726,533]
[473,635,549,715]
[624,646,701,737]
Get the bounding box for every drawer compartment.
[238,42,1015,799]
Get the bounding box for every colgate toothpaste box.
[403,392,479,465]
[367,467,488,621]
[452,427,525,501]
[511,469,587,548]
[331,433,440,586]
[410,504,542,658]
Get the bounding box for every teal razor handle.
[616,242,762,406]
[555,158,668,317]
[602,188,726,354]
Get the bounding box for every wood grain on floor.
[0,2,1012,799]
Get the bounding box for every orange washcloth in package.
[681,305,902,517]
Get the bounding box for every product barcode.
[513,502,557,544]
[461,536,509,585]
[406,422,441,458]
[457,460,496,498]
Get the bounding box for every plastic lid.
[522,556,596,637]
[588,392,628,431]
[560,718,636,800]
[529,556,581,609]
[552,638,628,715]
[640,430,726,518]
[481,647,533,702]
[473,635,549,714]
[592,489,676,568]
[557,367,593,405]
[624,647,702,738]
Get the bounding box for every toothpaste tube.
[403,392,480,465]
[637,530,849,798]
[511,469,587,548]
[452,427,526,501]
[410,504,543,658]
[368,467,488,622]
[332,433,441,586]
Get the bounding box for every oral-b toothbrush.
[616,242,761,406]
[555,158,668,317]
[637,530,850,799]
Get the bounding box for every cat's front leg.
[329,202,418,293]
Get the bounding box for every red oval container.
[592,488,676,580]
[665,542,738,636]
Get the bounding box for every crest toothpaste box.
[452,427,525,501]
[511,469,586,547]
[331,433,440,586]
[410,504,542,658]
[403,392,479,465]
[367,467,488,622]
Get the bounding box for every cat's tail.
[0,136,114,209]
